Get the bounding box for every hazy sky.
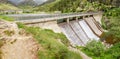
[8,0,48,5]
[34,0,47,4]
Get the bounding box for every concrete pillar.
[83,16,85,20]
[75,17,79,21]
[93,14,103,24]
[67,18,70,24]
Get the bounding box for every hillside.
[0,17,85,59]
[0,4,19,10]
[0,0,54,6]
[34,0,120,13]
[0,0,8,3]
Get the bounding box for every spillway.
[69,21,89,45]
[85,17,103,36]
[79,20,99,40]
[58,23,84,46]
[58,17,103,46]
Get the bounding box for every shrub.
[106,42,120,59]
[17,22,26,28]
[82,40,105,58]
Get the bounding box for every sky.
[8,0,48,5]
[34,0,47,5]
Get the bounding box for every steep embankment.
[0,20,39,59]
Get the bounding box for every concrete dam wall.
[25,16,103,46]
[58,17,102,46]
[7,12,103,46]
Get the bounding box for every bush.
[106,42,120,59]
[82,40,120,59]
[82,40,105,57]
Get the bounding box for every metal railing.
[5,11,103,23]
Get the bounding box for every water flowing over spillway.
[59,23,84,46]
[79,20,99,40]
[58,17,103,46]
[85,17,103,36]
[69,21,89,45]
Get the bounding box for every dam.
[6,12,103,46]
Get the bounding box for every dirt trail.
[0,20,39,59]
[1,38,39,59]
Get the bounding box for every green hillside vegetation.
[33,0,60,13]
[0,4,19,10]
[0,16,14,21]
[0,3,20,14]
[34,0,111,13]
[102,7,120,43]
[17,23,82,59]
[80,40,120,59]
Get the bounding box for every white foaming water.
[79,20,99,40]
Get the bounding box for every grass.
[17,22,82,59]
[80,40,120,59]
[33,0,60,12]
[0,15,14,21]
[0,4,18,11]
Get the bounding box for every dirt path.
[1,37,39,59]
[0,20,39,59]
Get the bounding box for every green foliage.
[17,22,26,28]
[105,8,120,17]
[82,40,120,59]
[0,15,14,21]
[102,8,120,42]
[82,40,105,58]
[0,4,19,10]
[0,3,19,14]
[34,0,111,13]
[87,0,120,7]
[106,42,120,59]
[33,0,60,12]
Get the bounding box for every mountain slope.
[0,0,8,3]
[34,0,120,13]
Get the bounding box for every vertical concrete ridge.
[58,22,83,46]
[69,21,89,45]
[76,19,91,41]
[84,17,103,36]
[79,20,99,40]
[92,16,104,32]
